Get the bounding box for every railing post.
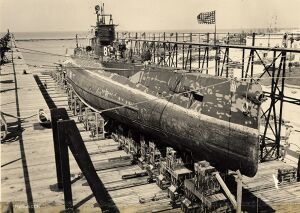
[182,43,185,69]
[70,90,73,112]
[226,48,229,78]
[74,97,77,116]
[241,49,245,79]
[95,112,99,139]
[153,40,156,63]
[207,33,210,43]
[198,43,201,70]
[206,46,209,74]
[252,32,256,46]
[78,100,83,122]
[215,46,219,76]
[175,33,178,68]
[168,42,171,67]
[189,45,192,70]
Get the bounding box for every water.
[13,31,88,40]
[18,39,76,67]
[13,31,90,67]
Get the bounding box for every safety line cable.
[17,47,71,57]
[1,112,38,120]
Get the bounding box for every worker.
[224,33,230,44]
[63,70,67,86]
[280,124,293,162]
[282,33,288,48]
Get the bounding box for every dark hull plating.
[65,60,260,177]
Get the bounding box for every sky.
[0,0,299,32]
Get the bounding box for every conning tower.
[91,3,116,56]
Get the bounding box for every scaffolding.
[116,35,300,161]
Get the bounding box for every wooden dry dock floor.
[0,48,177,212]
[2,46,300,213]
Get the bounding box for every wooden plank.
[58,119,119,212]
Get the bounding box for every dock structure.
[1,34,300,213]
[0,38,174,212]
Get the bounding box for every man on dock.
[282,33,288,48]
[280,124,293,162]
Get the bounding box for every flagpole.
[214,10,216,45]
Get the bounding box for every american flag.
[197,11,216,24]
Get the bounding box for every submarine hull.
[65,60,260,177]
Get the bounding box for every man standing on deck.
[280,124,293,162]
[282,33,288,48]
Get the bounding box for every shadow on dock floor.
[33,74,57,109]
[11,52,35,213]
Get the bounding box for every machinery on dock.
[181,161,232,212]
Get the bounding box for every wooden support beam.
[214,172,237,209]
[57,120,73,210]
[58,120,119,212]
[235,170,243,213]
[50,108,70,189]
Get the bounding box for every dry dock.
[1,42,300,212]
[1,45,175,212]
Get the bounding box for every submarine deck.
[1,45,300,212]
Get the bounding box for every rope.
[1,111,38,120]
[24,57,62,65]
[27,64,58,69]
[17,47,70,57]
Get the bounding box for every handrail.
[126,38,300,53]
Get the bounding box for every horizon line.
[1,26,300,34]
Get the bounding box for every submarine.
[63,3,264,177]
